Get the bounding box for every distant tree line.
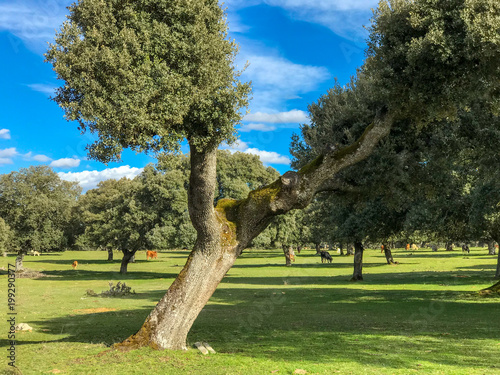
[3,135,500,275]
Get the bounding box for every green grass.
[1,248,500,374]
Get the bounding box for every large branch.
[218,111,393,248]
[188,144,220,251]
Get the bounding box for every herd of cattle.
[23,244,488,269]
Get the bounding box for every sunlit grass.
[1,247,499,374]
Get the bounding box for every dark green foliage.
[0,166,81,252]
[365,0,500,123]
[46,0,250,162]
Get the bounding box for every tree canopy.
[0,166,81,253]
[46,0,250,162]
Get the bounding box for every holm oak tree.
[46,0,500,350]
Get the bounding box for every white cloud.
[0,129,11,139]
[222,140,250,152]
[239,123,277,132]
[240,54,330,112]
[0,148,18,158]
[50,158,80,168]
[32,154,52,162]
[27,83,56,96]
[244,148,291,164]
[244,109,309,124]
[0,147,17,165]
[0,158,14,165]
[227,0,377,45]
[0,2,68,53]
[221,141,290,165]
[23,151,52,162]
[58,166,144,191]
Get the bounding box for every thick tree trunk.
[15,251,25,272]
[107,248,114,261]
[120,250,136,274]
[495,250,500,279]
[488,240,496,255]
[282,244,292,266]
[118,246,238,350]
[117,112,393,351]
[351,241,364,281]
[315,243,321,254]
[382,243,397,265]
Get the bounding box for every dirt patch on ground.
[14,269,58,279]
[72,308,118,314]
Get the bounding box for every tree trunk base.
[479,280,500,296]
[113,322,162,351]
[350,275,363,281]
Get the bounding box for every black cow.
[462,244,470,254]
[319,251,333,263]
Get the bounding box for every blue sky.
[0,0,377,191]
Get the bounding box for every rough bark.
[351,241,364,281]
[117,112,393,351]
[491,238,500,278]
[15,251,25,272]
[120,250,137,274]
[488,240,496,255]
[107,248,114,261]
[382,243,397,265]
[282,244,292,266]
[315,243,321,254]
[496,250,500,279]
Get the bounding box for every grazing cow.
[33,251,40,256]
[381,245,385,253]
[406,244,410,251]
[462,244,470,254]
[319,250,333,263]
[411,244,419,251]
[72,261,78,270]
[146,250,158,260]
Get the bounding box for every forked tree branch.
[216,111,394,249]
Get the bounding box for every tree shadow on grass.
[30,269,178,281]
[10,287,500,371]
[455,263,496,270]
[231,261,391,269]
[221,269,495,287]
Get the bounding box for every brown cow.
[146,250,158,260]
[72,261,78,269]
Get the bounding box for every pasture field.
[1,247,500,375]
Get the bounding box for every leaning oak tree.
[46,0,500,350]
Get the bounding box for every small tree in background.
[0,166,81,270]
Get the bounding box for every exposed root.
[112,322,159,351]
[479,280,500,297]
